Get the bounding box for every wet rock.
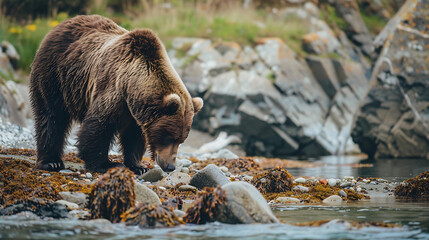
[294,177,306,184]
[219,166,228,173]
[59,191,87,208]
[0,199,69,218]
[178,184,197,192]
[158,172,191,188]
[139,167,167,182]
[174,209,186,218]
[323,195,343,203]
[320,179,328,185]
[87,168,136,223]
[276,197,301,203]
[340,182,352,188]
[352,0,429,159]
[221,182,279,224]
[134,181,161,205]
[251,167,293,193]
[190,164,230,189]
[328,178,337,187]
[122,203,184,228]
[176,158,192,168]
[293,185,309,193]
[69,209,90,219]
[85,172,93,179]
[55,200,79,210]
[339,190,348,198]
[0,81,30,127]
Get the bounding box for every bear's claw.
[37,162,65,171]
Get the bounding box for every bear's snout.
[155,144,178,172]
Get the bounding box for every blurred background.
[1,0,428,161]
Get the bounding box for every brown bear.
[29,15,203,174]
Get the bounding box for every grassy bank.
[0,3,309,74]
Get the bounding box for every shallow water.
[1,156,429,239]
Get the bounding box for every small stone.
[276,197,300,204]
[55,200,79,210]
[363,179,370,183]
[158,172,191,188]
[59,169,74,174]
[242,176,253,182]
[327,178,337,187]
[338,190,347,198]
[294,177,306,184]
[76,171,81,175]
[293,185,309,193]
[59,191,87,208]
[159,186,167,191]
[134,181,161,205]
[340,182,352,188]
[320,179,327,185]
[178,184,197,192]
[174,209,186,218]
[41,173,51,177]
[323,195,343,203]
[219,166,228,173]
[86,172,93,179]
[139,168,167,182]
[69,210,90,219]
[352,180,357,184]
[176,158,192,168]
[190,164,230,189]
[181,167,190,174]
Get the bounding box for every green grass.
[320,5,348,33]
[360,11,387,35]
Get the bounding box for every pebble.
[41,173,51,177]
[180,167,190,174]
[176,158,192,168]
[338,190,347,198]
[323,195,343,203]
[69,210,90,219]
[293,185,309,193]
[86,172,93,179]
[363,179,370,183]
[55,200,79,210]
[340,182,352,188]
[344,176,354,181]
[174,210,186,218]
[327,178,337,187]
[178,184,197,192]
[59,169,74,174]
[219,166,228,173]
[157,172,191,188]
[356,187,362,192]
[159,186,167,191]
[242,176,253,182]
[59,191,87,208]
[320,179,327,185]
[276,197,300,204]
[294,177,306,184]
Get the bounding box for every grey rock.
[55,200,79,210]
[293,185,309,193]
[85,172,93,179]
[176,158,192,168]
[294,177,306,184]
[219,166,228,173]
[190,164,230,189]
[276,197,301,203]
[340,182,352,188]
[352,0,429,159]
[323,195,343,203]
[302,30,343,56]
[219,182,279,224]
[134,181,161,205]
[328,178,337,187]
[158,172,191,188]
[59,191,87,208]
[174,209,186,218]
[69,209,90,219]
[178,184,197,192]
[339,190,347,198]
[139,168,167,182]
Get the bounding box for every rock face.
[169,34,369,157]
[352,0,429,159]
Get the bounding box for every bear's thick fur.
[30,15,203,173]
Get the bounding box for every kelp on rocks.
[395,171,429,198]
[183,187,227,224]
[121,203,184,228]
[251,167,293,193]
[87,167,136,223]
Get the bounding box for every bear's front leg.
[119,121,148,175]
[77,113,124,173]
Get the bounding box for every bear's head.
[144,94,203,172]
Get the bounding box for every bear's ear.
[163,94,181,115]
[192,97,203,114]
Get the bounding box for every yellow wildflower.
[9,27,22,34]
[49,20,59,27]
[25,24,37,31]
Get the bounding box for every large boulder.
[352,0,429,159]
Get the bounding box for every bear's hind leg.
[33,89,70,171]
[119,121,148,175]
[77,114,123,172]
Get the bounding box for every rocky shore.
[1,148,425,229]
